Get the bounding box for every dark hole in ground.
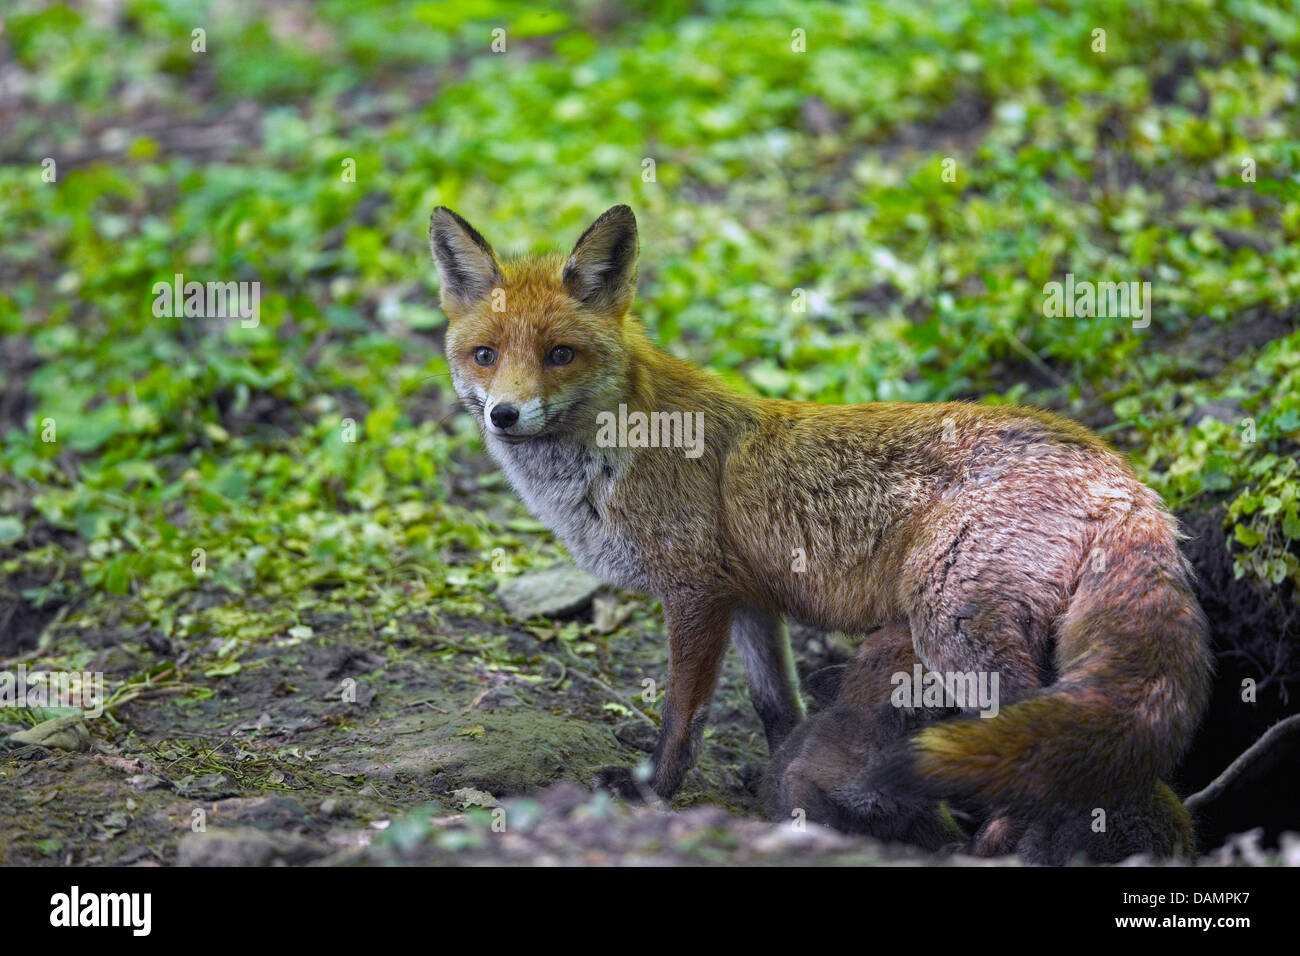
[0,571,65,656]
[1176,507,1300,849]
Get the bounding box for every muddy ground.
[2,542,1296,866]
[0,571,835,865]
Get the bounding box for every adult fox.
[429,203,1212,861]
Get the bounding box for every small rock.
[9,715,90,752]
[496,565,602,619]
[143,632,174,656]
[1281,832,1300,867]
[126,773,166,791]
[472,686,523,711]
[176,827,325,867]
[451,787,499,809]
[213,795,314,831]
[116,845,157,865]
[613,720,658,754]
[176,772,235,799]
[592,596,633,634]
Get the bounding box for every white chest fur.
[488,437,651,592]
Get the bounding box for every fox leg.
[731,605,805,751]
[907,595,1049,706]
[970,813,1026,856]
[896,588,1057,852]
[650,598,733,799]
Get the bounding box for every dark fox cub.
[761,624,967,852]
[429,204,1213,865]
[763,624,1200,864]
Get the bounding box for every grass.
[1,0,1296,715]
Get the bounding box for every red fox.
[429,204,1213,861]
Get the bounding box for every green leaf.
[0,516,24,545]
[1233,524,1263,547]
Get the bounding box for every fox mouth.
[456,395,536,441]
[477,392,593,444]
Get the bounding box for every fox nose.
[490,404,519,429]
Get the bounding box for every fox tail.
[897,508,1213,816]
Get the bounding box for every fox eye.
[473,346,497,367]
[547,345,575,366]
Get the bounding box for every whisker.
[436,395,485,431]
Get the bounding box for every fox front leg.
[730,605,804,751]
[650,598,733,799]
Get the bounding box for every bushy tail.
[908,509,1213,813]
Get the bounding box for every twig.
[1185,714,1300,813]
[1001,330,1070,390]
[541,651,658,728]
[401,697,450,713]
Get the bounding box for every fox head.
[429,205,639,443]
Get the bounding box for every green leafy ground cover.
[0,0,1297,864]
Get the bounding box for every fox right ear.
[429,207,502,313]
[563,205,638,315]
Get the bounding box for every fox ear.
[563,205,638,315]
[429,207,502,313]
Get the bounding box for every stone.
[496,565,602,619]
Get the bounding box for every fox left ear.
[563,205,638,315]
